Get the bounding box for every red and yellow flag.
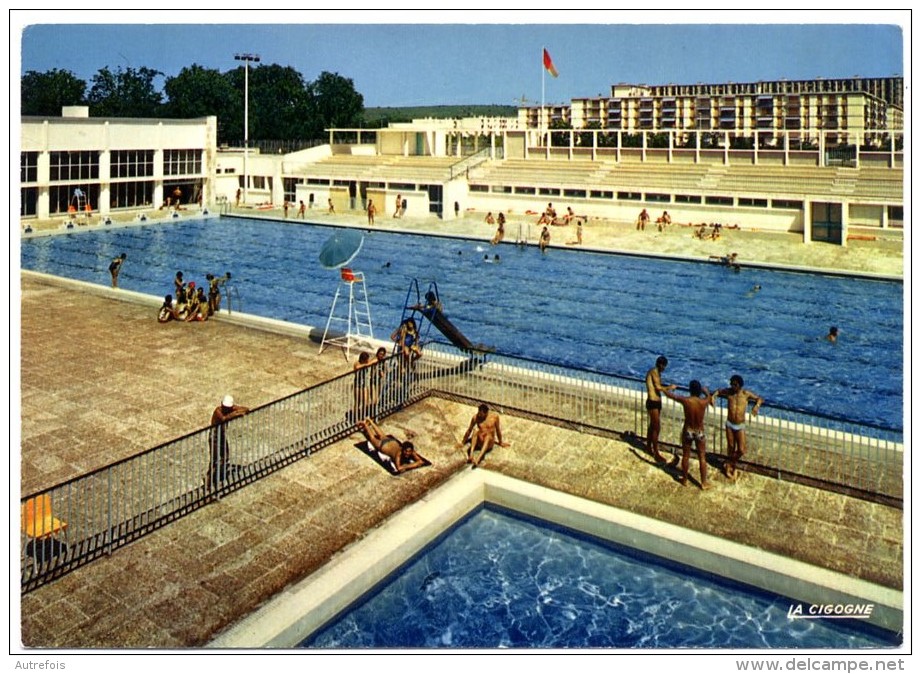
[543,48,559,78]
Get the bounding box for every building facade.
[20,107,217,220]
[522,77,902,149]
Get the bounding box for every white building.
[20,107,216,220]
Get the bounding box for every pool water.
[300,507,899,649]
[19,217,903,429]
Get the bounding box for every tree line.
[21,63,365,145]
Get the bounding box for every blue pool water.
[19,217,903,430]
[301,507,899,649]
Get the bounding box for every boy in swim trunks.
[458,403,509,467]
[358,418,424,473]
[645,356,677,463]
[714,374,763,479]
[663,380,714,490]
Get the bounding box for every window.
[111,150,154,178]
[675,194,702,204]
[21,187,38,217]
[21,152,38,183]
[164,149,202,176]
[492,186,512,194]
[283,177,303,203]
[563,189,587,198]
[50,151,98,181]
[307,178,329,186]
[110,181,154,209]
[771,199,803,209]
[389,182,415,191]
[589,190,613,199]
[539,187,560,196]
[617,191,642,201]
[738,197,768,208]
[645,193,670,203]
[705,196,734,206]
[514,186,536,195]
[49,184,100,215]
[469,184,488,193]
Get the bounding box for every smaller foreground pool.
[300,506,899,649]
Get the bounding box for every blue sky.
[15,11,906,108]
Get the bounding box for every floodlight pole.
[235,53,260,205]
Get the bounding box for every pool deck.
[18,210,905,648]
[17,264,904,649]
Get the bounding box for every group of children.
[158,270,230,323]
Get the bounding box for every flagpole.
[541,46,546,148]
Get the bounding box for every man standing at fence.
[207,395,249,491]
[663,380,714,490]
[645,356,677,464]
[714,374,763,480]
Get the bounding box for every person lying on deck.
[358,418,425,473]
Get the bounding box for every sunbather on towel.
[358,418,425,473]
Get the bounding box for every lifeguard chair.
[71,187,90,219]
[319,267,375,359]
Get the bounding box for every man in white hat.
[207,395,249,490]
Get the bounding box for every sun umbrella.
[318,229,364,269]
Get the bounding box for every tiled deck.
[17,273,903,648]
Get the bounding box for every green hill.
[363,105,517,126]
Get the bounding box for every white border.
[208,471,902,648]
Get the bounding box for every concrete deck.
[17,267,903,649]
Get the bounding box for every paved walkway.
[17,273,902,648]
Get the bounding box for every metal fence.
[416,343,904,504]
[20,346,902,592]
[19,355,427,593]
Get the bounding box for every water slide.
[420,306,475,351]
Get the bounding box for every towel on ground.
[354,441,431,475]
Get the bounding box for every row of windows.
[50,151,99,181]
[469,183,803,210]
[27,182,160,216]
[164,149,202,176]
[23,150,203,182]
[112,150,155,178]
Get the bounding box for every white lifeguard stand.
[319,268,375,358]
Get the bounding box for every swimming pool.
[300,505,899,649]
[19,217,903,430]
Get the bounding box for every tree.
[307,71,364,138]
[87,66,164,117]
[578,121,602,147]
[224,63,313,143]
[548,118,571,147]
[21,69,86,115]
[163,64,239,141]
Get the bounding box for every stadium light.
[234,53,261,204]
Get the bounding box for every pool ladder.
[224,284,242,314]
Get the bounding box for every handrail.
[449,148,491,180]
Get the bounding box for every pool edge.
[207,470,902,648]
